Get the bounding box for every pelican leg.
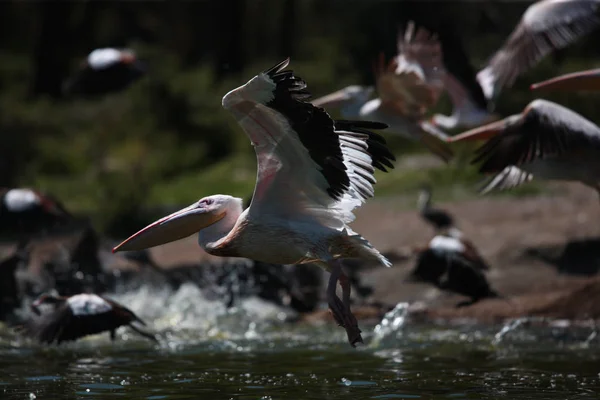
[327,260,363,347]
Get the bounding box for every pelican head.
[311,85,374,118]
[531,69,600,92]
[112,195,242,253]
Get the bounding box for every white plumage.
[4,189,40,212]
[67,294,113,316]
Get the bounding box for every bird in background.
[63,48,146,97]
[447,99,600,196]
[430,0,600,130]
[417,184,456,232]
[409,230,498,307]
[112,58,396,347]
[476,0,600,102]
[311,22,453,162]
[0,188,73,240]
[20,292,157,344]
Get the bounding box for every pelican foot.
[328,296,363,347]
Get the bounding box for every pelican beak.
[530,69,600,91]
[446,119,506,143]
[311,89,351,108]
[112,203,226,253]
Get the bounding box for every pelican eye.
[199,199,213,206]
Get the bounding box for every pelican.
[311,22,453,162]
[447,99,600,195]
[531,68,600,91]
[112,58,396,347]
[427,23,499,130]
[477,0,600,101]
[63,48,146,97]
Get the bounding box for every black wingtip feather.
[265,58,291,77]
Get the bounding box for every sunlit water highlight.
[1,284,599,399]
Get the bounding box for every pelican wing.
[472,99,600,172]
[222,59,395,227]
[398,21,445,87]
[479,166,534,194]
[375,22,445,120]
[477,0,600,99]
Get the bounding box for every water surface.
[1,286,599,399]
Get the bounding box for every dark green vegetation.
[2,1,600,234]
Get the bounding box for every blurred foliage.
[2,1,600,235]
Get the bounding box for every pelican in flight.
[476,0,600,101]
[531,68,600,91]
[447,99,600,195]
[311,22,453,162]
[113,59,396,346]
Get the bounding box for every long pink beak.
[112,203,223,253]
[446,118,506,143]
[530,69,600,91]
[311,90,351,108]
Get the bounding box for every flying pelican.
[409,231,497,307]
[21,292,156,344]
[63,48,146,97]
[447,99,600,195]
[477,0,600,101]
[427,22,499,130]
[531,68,600,91]
[112,58,396,347]
[311,22,453,162]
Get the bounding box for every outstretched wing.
[222,59,395,228]
[477,0,600,99]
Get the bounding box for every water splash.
[370,302,410,346]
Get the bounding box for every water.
[1,285,599,399]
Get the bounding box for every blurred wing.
[398,21,445,89]
[374,53,438,119]
[472,100,600,172]
[478,0,600,99]
[479,166,534,194]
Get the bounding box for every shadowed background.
[2,0,600,237]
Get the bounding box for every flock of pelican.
[6,0,584,347]
[108,0,600,347]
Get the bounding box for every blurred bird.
[531,67,600,91]
[0,188,72,240]
[410,231,498,307]
[427,21,499,130]
[447,99,600,196]
[0,239,29,321]
[63,48,146,97]
[21,292,156,344]
[476,0,600,101]
[431,0,600,129]
[417,185,455,232]
[113,58,395,347]
[312,22,453,162]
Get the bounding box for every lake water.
[1,285,599,399]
